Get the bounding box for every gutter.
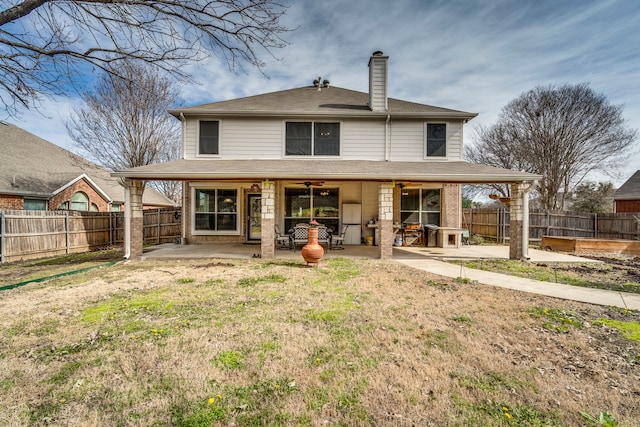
[179,113,187,160]
[522,180,539,260]
[168,109,478,121]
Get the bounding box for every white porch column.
[260,180,275,259]
[378,183,394,259]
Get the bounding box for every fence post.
[1,211,5,264]
[469,209,473,236]
[594,213,598,238]
[157,208,161,245]
[65,211,70,254]
[546,210,550,236]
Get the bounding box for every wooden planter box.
[541,235,640,256]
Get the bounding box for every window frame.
[197,119,221,157]
[71,191,89,211]
[400,187,441,227]
[284,121,341,157]
[191,186,239,235]
[425,122,447,159]
[23,199,47,210]
[283,186,340,232]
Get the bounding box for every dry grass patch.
[0,256,639,426]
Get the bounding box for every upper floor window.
[199,120,219,155]
[285,122,340,156]
[426,123,446,157]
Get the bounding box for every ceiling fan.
[295,181,325,187]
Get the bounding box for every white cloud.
[5,0,640,184]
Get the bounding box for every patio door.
[247,194,261,241]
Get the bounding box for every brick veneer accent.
[0,194,23,209]
[260,180,275,259]
[509,183,524,260]
[378,183,394,259]
[440,184,461,227]
[49,178,110,211]
[128,180,145,257]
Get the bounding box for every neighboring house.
[614,170,640,213]
[0,122,177,211]
[113,51,540,260]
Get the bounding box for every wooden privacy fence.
[462,208,640,243]
[0,208,181,263]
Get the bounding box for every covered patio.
[113,159,542,261]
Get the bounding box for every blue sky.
[7,0,640,185]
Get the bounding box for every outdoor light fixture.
[250,183,261,193]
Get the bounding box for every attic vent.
[312,76,330,90]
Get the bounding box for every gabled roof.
[0,121,176,206]
[169,86,477,120]
[614,170,640,200]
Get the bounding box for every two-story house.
[113,52,540,260]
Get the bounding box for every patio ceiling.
[112,159,541,184]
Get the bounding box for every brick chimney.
[368,51,388,111]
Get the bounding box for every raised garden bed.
[541,235,640,256]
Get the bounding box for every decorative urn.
[301,220,324,266]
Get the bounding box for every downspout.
[123,179,131,259]
[384,114,391,161]
[522,180,538,260]
[179,112,187,243]
[179,112,187,160]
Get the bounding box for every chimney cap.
[372,50,384,56]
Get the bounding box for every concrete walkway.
[395,246,640,310]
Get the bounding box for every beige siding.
[389,120,464,161]
[389,121,424,160]
[183,116,465,161]
[446,121,463,160]
[341,120,385,160]
[221,119,282,159]
[184,119,197,159]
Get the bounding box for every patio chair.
[291,225,309,251]
[330,225,348,249]
[461,229,470,245]
[275,224,290,249]
[317,226,330,251]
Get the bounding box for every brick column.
[123,179,145,258]
[378,183,394,259]
[260,180,275,259]
[509,183,525,260]
[440,184,461,227]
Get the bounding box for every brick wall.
[440,184,461,227]
[0,194,24,209]
[49,179,110,212]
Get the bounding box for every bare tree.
[1,0,289,116]
[465,83,637,210]
[66,60,181,199]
